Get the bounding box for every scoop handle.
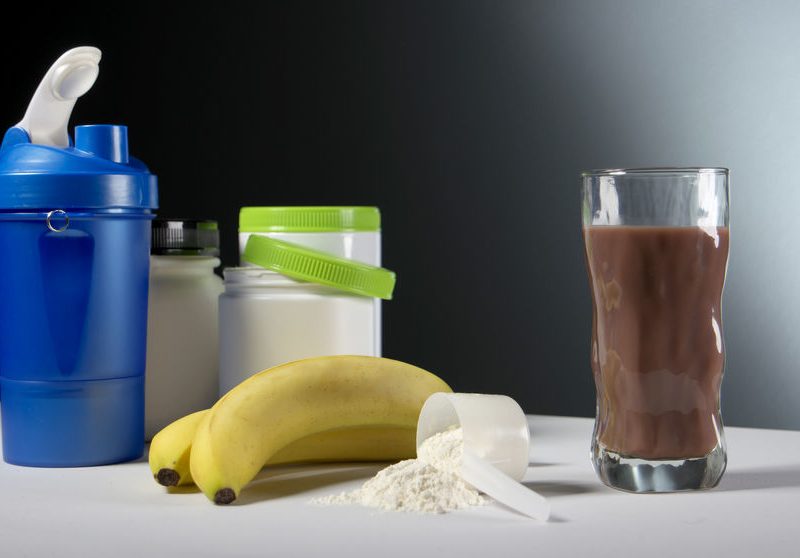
[16,47,101,147]
[461,449,550,521]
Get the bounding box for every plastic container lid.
[243,235,395,299]
[417,393,550,521]
[152,218,220,256]
[0,124,158,210]
[239,206,380,233]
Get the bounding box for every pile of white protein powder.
[313,427,484,514]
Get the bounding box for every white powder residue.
[416,426,463,473]
[313,427,484,514]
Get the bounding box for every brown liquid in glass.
[584,226,729,460]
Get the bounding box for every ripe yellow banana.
[149,410,207,487]
[149,411,416,488]
[190,355,451,504]
[269,426,417,465]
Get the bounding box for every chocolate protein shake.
[584,225,729,460]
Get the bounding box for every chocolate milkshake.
[584,225,729,460]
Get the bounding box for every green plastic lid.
[239,206,381,233]
[243,235,395,299]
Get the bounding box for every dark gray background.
[2,1,797,429]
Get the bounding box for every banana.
[149,411,416,488]
[149,361,294,487]
[269,426,416,465]
[149,410,207,486]
[190,355,451,504]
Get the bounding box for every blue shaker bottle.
[0,47,158,466]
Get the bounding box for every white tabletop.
[1,415,799,557]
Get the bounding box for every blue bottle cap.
[0,124,158,210]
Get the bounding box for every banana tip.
[214,488,237,505]
[156,468,180,487]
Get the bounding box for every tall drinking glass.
[582,168,729,492]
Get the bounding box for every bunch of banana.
[148,355,452,504]
[149,413,424,488]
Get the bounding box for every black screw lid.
[151,218,220,256]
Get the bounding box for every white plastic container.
[219,236,395,396]
[238,206,381,265]
[239,206,383,354]
[145,220,223,440]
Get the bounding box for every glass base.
[591,441,727,493]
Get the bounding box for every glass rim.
[581,167,728,178]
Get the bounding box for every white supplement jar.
[219,236,395,396]
[239,206,383,353]
[145,219,223,440]
[238,206,381,265]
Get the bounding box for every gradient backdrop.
[2,1,797,429]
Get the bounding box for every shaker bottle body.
[0,48,158,466]
[0,210,153,466]
[0,126,158,468]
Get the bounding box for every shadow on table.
[235,463,385,505]
[111,450,149,467]
[717,466,800,492]
[522,480,604,498]
[166,484,201,495]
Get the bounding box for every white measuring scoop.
[416,392,550,521]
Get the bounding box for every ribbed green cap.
[239,206,381,233]
[243,235,395,299]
